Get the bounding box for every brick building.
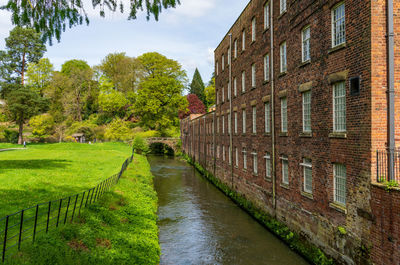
[181,0,400,264]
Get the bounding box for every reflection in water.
[149,155,309,265]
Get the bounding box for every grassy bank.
[7,154,160,265]
[0,142,132,217]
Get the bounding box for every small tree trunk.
[18,120,24,145]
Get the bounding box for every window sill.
[279,132,288,137]
[243,169,248,172]
[242,133,246,136]
[329,132,347,139]
[264,132,271,137]
[263,80,270,85]
[263,27,270,34]
[329,202,347,214]
[298,60,311,68]
[253,172,258,177]
[328,43,346,54]
[299,132,312,138]
[241,50,246,55]
[301,191,314,200]
[251,86,256,90]
[235,166,238,169]
[265,177,272,182]
[252,133,257,136]
[251,40,256,45]
[241,91,246,95]
[278,10,287,19]
[280,183,289,189]
[278,71,287,78]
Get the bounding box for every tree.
[98,91,129,118]
[179,94,206,119]
[29,113,55,137]
[104,118,131,141]
[5,87,48,144]
[189,68,206,104]
[0,27,46,86]
[205,77,216,107]
[133,52,188,134]
[26,58,54,95]
[1,0,180,43]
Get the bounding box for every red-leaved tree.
[179,94,206,119]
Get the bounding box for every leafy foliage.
[205,76,216,107]
[26,58,54,94]
[189,68,206,104]
[3,129,18,144]
[104,118,131,141]
[98,90,129,118]
[29,113,55,137]
[178,94,206,119]
[1,0,180,44]
[132,135,150,154]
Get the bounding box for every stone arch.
[146,138,180,154]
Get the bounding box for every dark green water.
[149,155,310,265]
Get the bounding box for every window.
[333,81,346,132]
[223,145,225,161]
[334,164,346,205]
[264,54,270,81]
[280,0,286,14]
[228,113,231,134]
[251,64,256,88]
[242,109,246,133]
[235,147,239,167]
[217,145,220,158]
[242,30,246,50]
[222,54,225,71]
[234,39,237,58]
[264,2,270,29]
[222,115,225,134]
[216,90,219,105]
[264,153,271,178]
[252,106,257,134]
[216,61,219,76]
[280,42,287,73]
[234,111,238,134]
[281,156,289,184]
[233,77,237,97]
[228,48,231,65]
[265,102,270,133]
[301,158,312,194]
[243,149,247,169]
[302,91,311,132]
[252,152,258,174]
[242,71,246,92]
[302,26,311,62]
[228,81,231,100]
[229,146,232,165]
[281,97,287,133]
[332,3,345,47]
[252,17,256,42]
[222,86,225,102]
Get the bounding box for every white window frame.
[251,63,256,88]
[242,109,246,134]
[332,2,346,47]
[280,42,287,73]
[216,90,219,105]
[302,91,311,132]
[243,149,247,169]
[265,101,270,133]
[252,17,256,42]
[229,145,232,165]
[234,39,238,58]
[301,158,312,194]
[333,81,346,132]
[280,0,287,14]
[216,61,219,76]
[222,86,225,102]
[281,97,287,133]
[242,71,246,92]
[264,153,271,178]
[228,81,231,100]
[217,145,220,158]
[222,54,225,71]
[228,113,231,134]
[235,147,239,167]
[222,145,225,161]
[217,117,220,133]
[281,155,289,185]
[233,77,237,97]
[252,152,258,174]
[302,26,311,62]
[234,111,238,134]
[264,54,270,81]
[222,115,225,134]
[252,106,257,134]
[242,29,246,51]
[334,163,346,205]
[264,2,270,30]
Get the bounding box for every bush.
[104,119,131,141]
[29,113,55,137]
[4,129,18,144]
[132,135,149,154]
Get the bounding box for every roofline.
[214,0,253,53]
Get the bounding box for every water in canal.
[149,155,309,265]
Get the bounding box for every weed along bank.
[181,0,400,264]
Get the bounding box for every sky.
[0,0,249,84]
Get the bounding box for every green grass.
[7,154,160,265]
[0,142,132,218]
[0,143,22,149]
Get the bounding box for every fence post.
[89,188,95,205]
[85,189,91,207]
[64,197,71,225]
[33,205,39,243]
[46,201,51,233]
[79,192,85,217]
[2,216,9,262]
[94,185,99,202]
[56,199,62,228]
[71,194,79,223]
[18,210,24,250]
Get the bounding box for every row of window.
[214,80,346,136]
[216,2,345,76]
[207,144,347,206]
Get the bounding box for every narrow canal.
[149,155,309,265]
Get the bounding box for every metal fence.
[376,149,400,183]
[0,152,134,262]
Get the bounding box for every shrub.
[104,119,131,141]
[29,113,55,137]
[132,135,149,154]
[4,129,18,144]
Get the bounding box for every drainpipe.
[229,33,234,189]
[387,0,395,181]
[270,0,276,210]
[213,112,216,176]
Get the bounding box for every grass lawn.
[0,142,132,218]
[0,143,23,149]
[7,154,160,265]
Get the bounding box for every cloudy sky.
[0,0,249,84]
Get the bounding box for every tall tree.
[205,76,216,107]
[26,58,54,95]
[189,68,206,104]
[1,27,46,86]
[5,87,48,144]
[133,52,187,134]
[1,0,180,43]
